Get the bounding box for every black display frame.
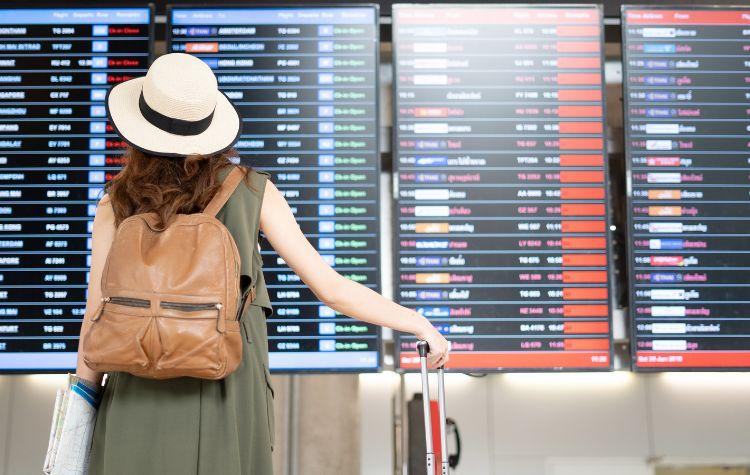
[622,4,750,373]
[391,3,615,373]
[166,3,384,374]
[0,3,156,374]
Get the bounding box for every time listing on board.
[393,5,612,371]
[0,7,152,371]
[623,7,750,370]
[169,7,381,372]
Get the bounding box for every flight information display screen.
[393,5,612,371]
[169,7,381,372]
[0,7,153,372]
[623,6,750,371]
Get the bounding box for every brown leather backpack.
[82,167,251,380]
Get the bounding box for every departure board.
[623,6,750,371]
[168,7,381,372]
[393,5,612,371]
[0,7,153,372]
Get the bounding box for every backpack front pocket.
[82,305,152,369]
[154,301,224,374]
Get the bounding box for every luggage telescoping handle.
[416,340,450,475]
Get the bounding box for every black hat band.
[138,89,215,136]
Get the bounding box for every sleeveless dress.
[88,167,275,475]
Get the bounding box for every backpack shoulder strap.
[203,167,245,217]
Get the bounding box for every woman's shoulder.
[218,165,270,213]
[232,164,271,194]
[242,165,270,181]
[225,163,268,178]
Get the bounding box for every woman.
[73,53,449,474]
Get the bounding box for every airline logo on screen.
[623,7,750,370]
[393,5,612,372]
[0,8,151,371]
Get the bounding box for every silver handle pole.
[437,367,449,475]
[417,341,434,475]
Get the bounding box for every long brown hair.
[106,146,249,228]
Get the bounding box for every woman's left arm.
[74,195,117,386]
[259,180,450,368]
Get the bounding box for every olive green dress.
[88,167,275,475]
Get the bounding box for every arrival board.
[623,6,750,370]
[0,7,153,371]
[169,7,380,372]
[393,4,612,371]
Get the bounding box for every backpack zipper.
[161,301,223,312]
[92,297,224,324]
[108,296,150,308]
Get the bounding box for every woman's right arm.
[259,180,450,368]
[74,195,116,386]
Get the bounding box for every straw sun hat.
[106,53,242,157]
